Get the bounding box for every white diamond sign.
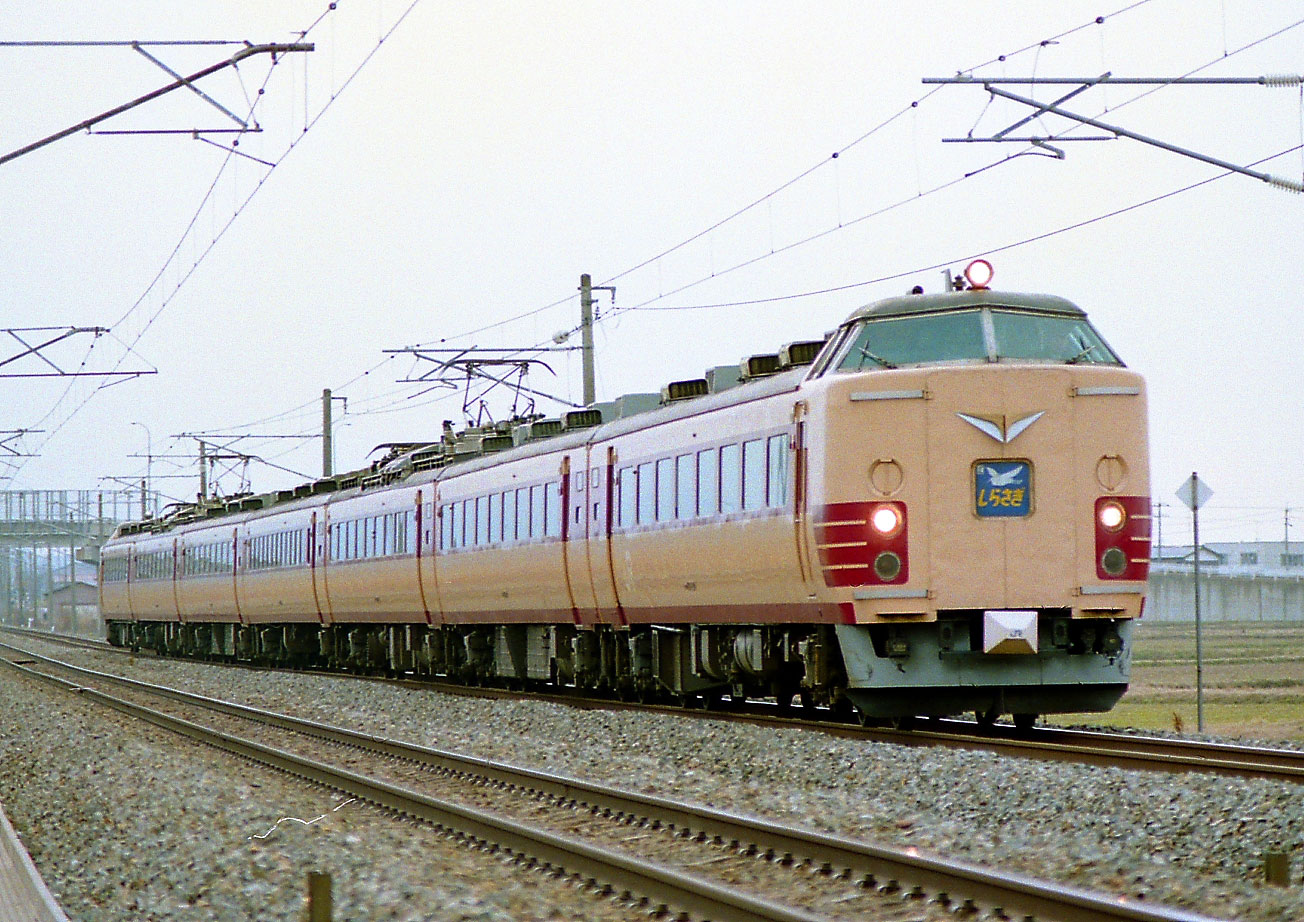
[1176,474,1213,511]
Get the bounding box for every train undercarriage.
[105,620,850,711]
[106,611,1133,726]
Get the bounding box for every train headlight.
[874,551,902,581]
[1100,546,1128,577]
[964,259,994,290]
[1098,500,1126,533]
[870,505,903,537]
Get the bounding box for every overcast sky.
[1,1,1301,544]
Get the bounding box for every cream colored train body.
[101,285,1149,724]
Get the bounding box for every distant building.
[1146,541,1304,622]
[43,559,100,634]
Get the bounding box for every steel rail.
[0,651,826,922]
[0,642,1229,922]
[6,627,1303,784]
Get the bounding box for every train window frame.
[529,484,544,539]
[696,447,719,517]
[546,481,562,537]
[618,466,636,528]
[502,489,517,543]
[767,434,789,507]
[720,443,742,514]
[656,457,675,522]
[988,308,1122,365]
[742,438,766,511]
[835,309,987,370]
[675,453,695,522]
[636,461,655,525]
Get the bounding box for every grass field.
[1049,621,1304,741]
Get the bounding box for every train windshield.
[835,307,1121,370]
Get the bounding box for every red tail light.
[1094,495,1150,580]
[815,501,909,587]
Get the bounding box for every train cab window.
[636,461,655,525]
[742,439,766,511]
[837,310,985,370]
[675,454,695,521]
[696,448,718,516]
[720,443,742,514]
[656,458,675,522]
[989,310,1120,364]
[767,435,788,507]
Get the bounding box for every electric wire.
[7,0,424,487]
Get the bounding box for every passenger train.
[101,263,1151,726]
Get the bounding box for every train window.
[528,485,543,538]
[767,435,788,507]
[656,457,675,522]
[618,467,635,527]
[696,448,718,516]
[591,469,601,490]
[742,439,766,511]
[450,503,463,549]
[516,487,529,540]
[637,461,655,525]
[546,481,562,537]
[488,493,501,543]
[502,490,517,543]
[989,310,1121,364]
[475,495,489,546]
[720,443,742,514]
[837,310,985,369]
[676,454,695,521]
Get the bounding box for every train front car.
[806,273,1149,725]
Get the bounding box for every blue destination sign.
[975,461,1032,517]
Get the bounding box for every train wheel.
[975,709,998,730]
[1012,712,1038,731]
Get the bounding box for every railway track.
[0,640,1226,922]
[5,625,1304,786]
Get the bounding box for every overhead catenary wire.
[7,0,425,486]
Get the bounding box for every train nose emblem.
[957,410,1044,444]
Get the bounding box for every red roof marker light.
[964,259,994,290]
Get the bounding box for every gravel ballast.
[0,665,643,922]
[4,639,1304,921]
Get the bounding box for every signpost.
[1176,472,1213,732]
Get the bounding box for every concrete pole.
[322,388,333,477]
[579,275,595,407]
[199,440,208,501]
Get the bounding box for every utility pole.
[322,389,333,477]
[198,440,208,501]
[578,274,615,407]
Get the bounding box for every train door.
[792,402,817,585]
[416,487,445,626]
[171,537,183,623]
[585,444,624,624]
[308,511,324,623]
[558,455,588,625]
[315,507,335,625]
[230,527,244,625]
